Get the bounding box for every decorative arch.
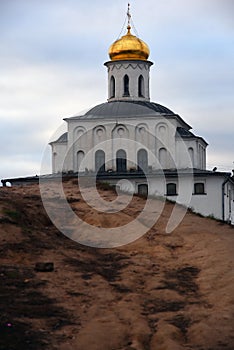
[93,125,106,138]
[116,149,127,172]
[135,123,149,145]
[110,76,115,98]
[136,123,148,134]
[95,150,105,173]
[123,74,130,96]
[73,126,86,141]
[156,123,168,141]
[138,75,145,97]
[137,149,148,172]
[112,124,129,138]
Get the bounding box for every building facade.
[50,10,234,223]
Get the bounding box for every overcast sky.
[0,0,234,181]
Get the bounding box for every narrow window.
[188,147,194,167]
[52,152,57,173]
[159,147,167,168]
[110,76,115,98]
[123,75,130,96]
[95,150,105,173]
[194,183,205,194]
[77,151,85,172]
[138,75,145,97]
[116,149,127,172]
[166,183,177,196]
[137,149,148,172]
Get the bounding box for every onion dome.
[109,25,150,61]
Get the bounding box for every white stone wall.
[162,175,233,221]
[51,142,68,173]
[105,60,153,101]
[179,176,223,219]
[106,175,234,222]
[176,140,196,169]
[52,114,207,173]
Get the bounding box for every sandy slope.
[0,180,234,350]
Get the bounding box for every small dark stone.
[34,262,54,272]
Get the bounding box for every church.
[49,7,234,224]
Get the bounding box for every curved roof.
[51,132,68,143]
[109,27,150,61]
[176,127,208,145]
[84,101,174,118]
[64,100,191,129]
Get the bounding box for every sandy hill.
[0,179,234,350]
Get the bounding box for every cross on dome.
[127,3,131,32]
[108,4,150,61]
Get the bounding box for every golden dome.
[109,25,150,61]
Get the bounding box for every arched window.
[138,75,145,97]
[166,183,177,196]
[116,149,127,172]
[194,182,205,194]
[110,76,115,98]
[77,151,85,172]
[137,149,148,172]
[188,147,194,167]
[95,150,105,173]
[159,147,167,168]
[123,75,130,96]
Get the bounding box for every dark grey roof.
[176,127,208,145]
[50,132,68,144]
[85,101,174,117]
[64,100,192,129]
[176,127,196,138]
[65,101,175,121]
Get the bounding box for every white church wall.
[224,181,234,223]
[176,140,197,169]
[155,121,177,169]
[51,143,68,173]
[99,175,232,223]
[106,61,152,101]
[148,177,167,197]
[189,177,223,219]
[197,142,206,170]
[146,175,226,220]
[63,115,206,174]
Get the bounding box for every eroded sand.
[0,180,234,349]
